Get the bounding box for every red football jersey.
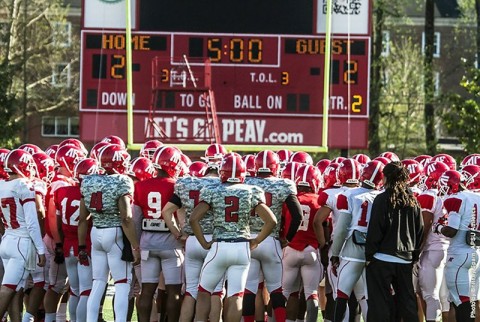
[45,174,75,238]
[133,176,176,219]
[54,184,91,255]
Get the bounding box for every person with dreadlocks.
[365,161,424,322]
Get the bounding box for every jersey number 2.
[225,196,239,222]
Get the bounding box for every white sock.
[22,312,35,322]
[87,280,108,322]
[77,295,89,322]
[44,312,56,322]
[113,283,131,321]
[68,294,79,322]
[56,302,67,322]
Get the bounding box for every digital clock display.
[80,0,371,149]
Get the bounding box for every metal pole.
[125,0,134,148]
[322,0,333,148]
[23,0,27,143]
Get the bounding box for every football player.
[133,146,184,322]
[54,158,98,322]
[434,170,480,322]
[282,164,324,322]
[161,160,223,322]
[190,153,276,322]
[243,150,302,322]
[416,160,450,322]
[0,150,46,318]
[329,160,385,322]
[78,144,139,322]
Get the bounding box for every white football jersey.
[417,188,449,251]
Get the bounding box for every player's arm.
[331,211,352,257]
[78,198,89,247]
[250,203,277,249]
[434,197,461,238]
[35,193,46,236]
[47,193,62,243]
[132,205,143,244]
[24,197,46,267]
[312,208,326,249]
[284,194,302,242]
[189,201,211,249]
[161,195,182,239]
[119,194,140,265]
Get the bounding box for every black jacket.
[365,190,424,262]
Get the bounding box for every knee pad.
[270,290,286,309]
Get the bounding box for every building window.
[382,30,390,57]
[42,116,79,137]
[52,21,71,47]
[422,32,441,58]
[52,63,71,88]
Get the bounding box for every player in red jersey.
[133,146,184,322]
[282,164,325,322]
[54,158,98,322]
[44,145,85,322]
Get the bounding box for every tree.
[0,0,79,145]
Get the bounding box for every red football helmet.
[323,163,340,189]
[90,142,111,161]
[460,164,480,192]
[219,154,246,183]
[0,148,10,180]
[44,144,59,160]
[438,170,463,196]
[127,157,157,182]
[140,140,164,160]
[281,162,301,181]
[360,160,385,189]
[379,151,400,162]
[32,152,55,184]
[19,143,43,155]
[419,160,450,190]
[73,158,101,182]
[277,149,293,167]
[331,156,346,164]
[373,156,391,165]
[242,154,256,177]
[98,144,131,175]
[56,145,86,175]
[178,153,192,177]
[337,158,361,185]
[4,149,37,179]
[59,138,88,156]
[152,146,182,178]
[401,159,424,185]
[431,153,456,170]
[290,151,313,165]
[461,154,480,168]
[188,161,208,178]
[316,159,331,174]
[413,155,432,168]
[203,143,227,166]
[101,135,126,149]
[295,164,323,193]
[352,153,371,165]
[255,150,280,176]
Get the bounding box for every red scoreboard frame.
[80,0,371,149]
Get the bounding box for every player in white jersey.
[416,161,450,322]
[78,144,139,322]
[190,154,276,322]
[162,168,223,322]
[329,160,384,322]
[434,170,480,322]
[243,150,302,322]
[0,150,46,318]
[314,158,361,322]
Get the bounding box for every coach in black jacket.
[365,161,424,322]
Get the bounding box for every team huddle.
[0,136,478,322]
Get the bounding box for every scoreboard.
[80,0,371,149]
